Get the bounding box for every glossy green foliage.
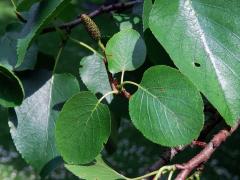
[129,66,204,146]
[65,156,126,180]
[17,0,70,67]
[106,29,146,73]
[56,92,111,164]
[9,71,80,171]
[149,0,240,126]
[79,54,113,103]
[0,25,38,71]
[0,65,24,107]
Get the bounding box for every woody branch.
[175,120,240,180]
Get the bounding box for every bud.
[81,14,101,41]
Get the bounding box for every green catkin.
[81,14,101,41]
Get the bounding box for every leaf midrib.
[136,83,181,121]
[181,0,235,121]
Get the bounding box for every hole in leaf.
[194,62,201,67]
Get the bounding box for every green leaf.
[56,91,111,164]
[37,31,61,56]
[149,0,240,126]
[129,65,204,147]
[0,65,24,107]
[9,71,80,171]
[79,54,113,103]
[16,0,70,67]
[106,29,146,73]
[17,0,39,11]
[0,24,38,71]
[65,156,126,180]
[54,27,97,78]
[142,0,152,31]
[0,1,15,36]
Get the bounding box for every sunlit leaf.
[106,29,146,73]
[129,65,204,146]
[149,0,240,126]
[56,92,111,164]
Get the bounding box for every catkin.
[81,14,101,41]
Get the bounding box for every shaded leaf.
[65,156,126,180]
[17,0,39,11]
[0,24,38,71]
[54,27,97,79]
[17,0,70,67]
[56,91,111,164]
[0,1,15,36]
[149,0,240,126]
[129,65,204,146]
[79,54,113,103]
[106,29,146,73]
[9,71,80,171]
[0,65,24,107]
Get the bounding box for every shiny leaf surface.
[149,0,240,126]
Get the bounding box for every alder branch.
[175,120,240,180]
[41,0,141,34]
[146,115,221,174]
[121,88,131,99]
[146,146,186,173]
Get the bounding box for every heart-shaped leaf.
[17,0,70,67]
[149,0,240,126]
[79,54,113,104]
[9,71,80,171]
[56,91,111,164]
[129,65,204,146]
[0,65,24,107]
[106,29,146,73]
[65,156,126,180]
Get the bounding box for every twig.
[41,0,140,34]
[107,66,131,100]
[121,88,131,99]
[146,146,185,173]
[16,12,27,23]
[10,0,27,23]
[175,121,240,180]
[191,141,207,148]
[146,114,221,174]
